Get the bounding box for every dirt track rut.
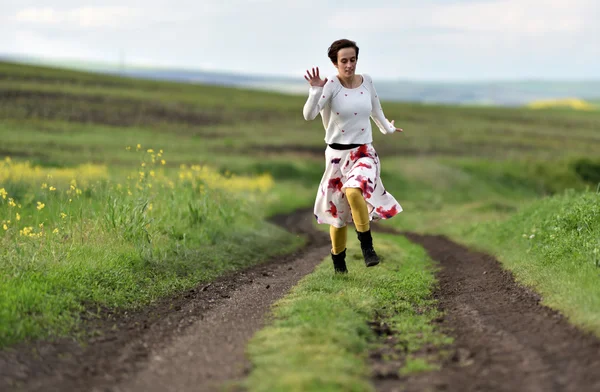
[377,233,600,392]
[0,210,329,392]
[2,211,600,392]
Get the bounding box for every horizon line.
[2,53,600,84]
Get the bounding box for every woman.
[303,38,403,274]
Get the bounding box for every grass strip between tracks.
[244,233,451,392]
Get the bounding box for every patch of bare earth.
[0,89,223,127]
[0,209,330,392]
[371,232,600,392]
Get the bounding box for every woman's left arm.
[365,74,403,135]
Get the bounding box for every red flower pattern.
[376,205,399,219]
[326,201,339,218]
[328,177,343,193]
[350,145,370,161]
[356,175,374,199]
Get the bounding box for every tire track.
[375,233,600,392]
[0,209,329,392]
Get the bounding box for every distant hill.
[2,55,599,106]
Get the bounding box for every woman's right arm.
[302,67,331,121]
[303,86,326,120]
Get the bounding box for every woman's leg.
[345,187,380,267]
[330,225,348,255]
[330,225,348,273]
[344,188,370,232]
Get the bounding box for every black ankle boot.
[331,249,348,273]
[356,230,380,267]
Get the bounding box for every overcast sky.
[1,0,599,81]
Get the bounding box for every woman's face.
[335,47,357,77]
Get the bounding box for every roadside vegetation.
[1,61,600,387]
[0,150,302,347]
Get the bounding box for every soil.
[0,89,223,128]
[0,89,284,129]
[0,209,330,392]
[2,212,600,392]
[372,232,600,392]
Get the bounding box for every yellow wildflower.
[147,149,154,153]
[39,223,44,229]
[60,212,67,219]
[150,170,155,177]
[136,144,141,151]
[3,224,7,231]
[36,201,45,210]
[0,188,7,199]
[161,160,166,165]
[49,186,56,191]
[53,228,59,234]
[148,203,153,211]
[16,213,20,221]
[8,198,16,207]
[126,146,131,151]
[41,183,48,189]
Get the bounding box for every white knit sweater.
[302,73,396,144]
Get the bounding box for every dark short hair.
[327,39,359,64]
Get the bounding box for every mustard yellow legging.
[330,188,369,255]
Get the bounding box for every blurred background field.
[1,57,600,345]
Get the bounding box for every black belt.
[328,143,362,150]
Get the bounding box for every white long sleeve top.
[302,73,396,144]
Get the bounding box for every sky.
[1,0,599,81]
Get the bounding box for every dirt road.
[2,211,599,392]
[375,233,600,392]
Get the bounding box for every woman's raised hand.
[304,67,328,87]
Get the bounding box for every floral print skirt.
[314,144,403,228]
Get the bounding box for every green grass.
[454,190,600,336]
[2,58,600,364]
[0,157,304,347]
[244,234,452,392]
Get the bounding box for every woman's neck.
[338,74,357,88]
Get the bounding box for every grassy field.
[1,60,600,386]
